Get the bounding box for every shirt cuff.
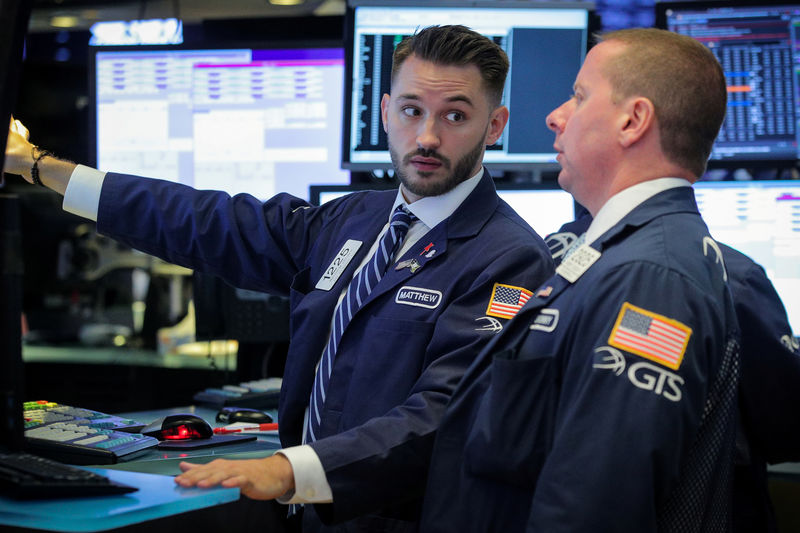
[275,445,333,504]
[62,164,107,221]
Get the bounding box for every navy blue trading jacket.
[94,170,554,532]
[547,207,800,533]
[421,187,740,532]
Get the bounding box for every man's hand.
[175,454,296,500]
[4,116,77,195]
[5,116,35,180]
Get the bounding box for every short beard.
[390,134,486,198]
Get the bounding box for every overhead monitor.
[310,182,575,238]
[90,43,351,201]
[656,1,800,166]
[343,0,594,172]
[694,179,800,334]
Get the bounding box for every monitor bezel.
[341,0,596,173]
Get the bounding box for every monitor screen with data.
[91,43,350,200]
[343,0,593,171]
[694,179,800,333]
[657,1,800,166]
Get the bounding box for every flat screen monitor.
[694,179,800,333]
[342,0,593,172]
[495,184,576,238]
[656,1,800,166]
[90,43,351,201]
[310,182,575,238]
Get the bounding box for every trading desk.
[104,405,281,476]
[0,405,281,532]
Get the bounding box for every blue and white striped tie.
[304,205,416,443]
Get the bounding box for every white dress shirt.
[585,178,692,245]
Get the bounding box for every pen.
[213,423,279,434]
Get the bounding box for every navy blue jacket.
[421,187,740,532]
[94,170,554,532]
[547,210,800,533]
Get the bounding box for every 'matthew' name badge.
[395,286,442,309]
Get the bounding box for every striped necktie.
[304,205,416,443]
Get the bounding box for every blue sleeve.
[95,173,327,295]
[730,258,800,463]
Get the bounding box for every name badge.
[395,286,443,309]
[555,244,601,283]
[530,308,559,332]
[315,239,362,291]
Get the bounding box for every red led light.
[162,425,203,440]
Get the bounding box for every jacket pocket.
[464,353,558,489]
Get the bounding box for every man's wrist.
[30,146,53,187]
[269,452,296,495]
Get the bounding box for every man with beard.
[4,25,553,533]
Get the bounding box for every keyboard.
[193,377,282,409]
[23,401,158,465]
[0,452,138,499]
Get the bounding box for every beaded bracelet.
[30,146,52,187]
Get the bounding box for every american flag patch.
[608,302,692,370]
[486,283,532,319]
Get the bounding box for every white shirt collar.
[391,167,484,229]
[586,177,691,244]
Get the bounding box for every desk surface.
[0,405,277,532]
[102,405,281,475]
[0,468,239,532]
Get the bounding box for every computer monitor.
[342,0,594,172]
[90,42,351,201]
[656,1,800,166]
[694,179,800,333]
[310,182,576,238]
[495,184,576,238]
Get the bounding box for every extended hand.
[175,454,295,500]
[5,116,34,180]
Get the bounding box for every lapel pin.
[535,286,553,298]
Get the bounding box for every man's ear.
[619,96,654,148]
[485,105,509,146]
[380,93,390,134]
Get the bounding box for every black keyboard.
[0,452,138,499]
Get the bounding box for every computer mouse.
[140,413,213,441]
[216,407,274,424]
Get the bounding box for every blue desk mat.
[0,468,239,532]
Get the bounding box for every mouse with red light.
[140,413,214,441]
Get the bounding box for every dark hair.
[598,28,727,177]
[391,25,509,108]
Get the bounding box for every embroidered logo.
[475,316,504,333]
